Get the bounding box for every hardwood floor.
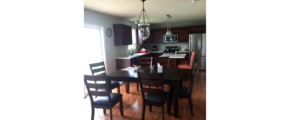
[83,71,206,120]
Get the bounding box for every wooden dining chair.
[89,62,120,93]
[139,56,153,68]
[154,57,169,89]
[169,63,199,116]
[155,57,169,69]
[84,75,123,120]
[137,72,171,120]
[138,56,153,90]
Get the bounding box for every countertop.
[115,51,188,59]
[115,52,151,59]
[159,54,186,59]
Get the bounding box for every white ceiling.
[84,0,206,24]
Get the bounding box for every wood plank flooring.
[83,71,206,120]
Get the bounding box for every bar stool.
[177,51,195,78]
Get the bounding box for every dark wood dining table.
[107,67,183,118]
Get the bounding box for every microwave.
[163,34,178,42]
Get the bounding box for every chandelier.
[135,0,150,41]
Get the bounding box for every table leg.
[173,82,179,118]
[125,82,130,93]
[179,78,183,86]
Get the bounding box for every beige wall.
[84,9,136,73]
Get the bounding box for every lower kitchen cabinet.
[116,57,139,70]
[115,54,154,70]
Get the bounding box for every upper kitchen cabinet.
[170,28,178,34]
[113,24,132,45]
[199,25,206,33]
[137,29,153,44]
[178,27,189,42]
[189,25,206,33]
[152,28,166,43]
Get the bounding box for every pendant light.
[135,0,150,41]
[165,14,172,36]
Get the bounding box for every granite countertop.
[115,52,151,59]
[115,51,188,59]
[159,54,186,59]
[178,51,188,53]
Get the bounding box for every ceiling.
[84,0,206,24]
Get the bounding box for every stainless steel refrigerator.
[188,33,206,70]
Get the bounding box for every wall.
[151,20,206,29]
[84,9,136,73]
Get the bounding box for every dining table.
[107,67,183,118]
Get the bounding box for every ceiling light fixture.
[192,0,198,3]
[165,14,172,36]
[135,0,150,41]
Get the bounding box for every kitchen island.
[159,54,186,69]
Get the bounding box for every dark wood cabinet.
[189,25,206,33]
[189,26,200,33]
[199,25,206,33]
[137,25,205,44]
[113,24,132,46]
[170,28,178,34]
[178,27,189,42]
[116,57,139,70]
[137,29,154,44]
[152,29,166,43]
[130,57,139,66]
[115,53,154,70]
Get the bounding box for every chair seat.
[93,93,122,106]
[177,62,191,69]
[145,92,169,103]
[169,86,190,96]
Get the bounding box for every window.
[83,25,105,74]
[128,29,137,50]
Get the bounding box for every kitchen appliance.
[163,46,179,54]
[163,34,178,42]
[189,33,206,70]
[152,45,157,51]
[138,50,148,53]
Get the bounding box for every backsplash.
[141,42,188,51]
[115,43,188,57]
[115,44,142,57]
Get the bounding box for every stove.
[163,46,179,54]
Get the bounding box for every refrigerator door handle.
[198,35,200,55]
[188,35,191,60]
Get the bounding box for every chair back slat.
[89,91,109,96]
[137,72,164,102]
[139,57,152,68]
[155,57,169,68]
[86,83,108,89]
[140,61,151,65]
[189,63,199,95]
[140,57,151,60]
[89,62,106,75]
[92,69,106,75]
[84,75,111,104]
